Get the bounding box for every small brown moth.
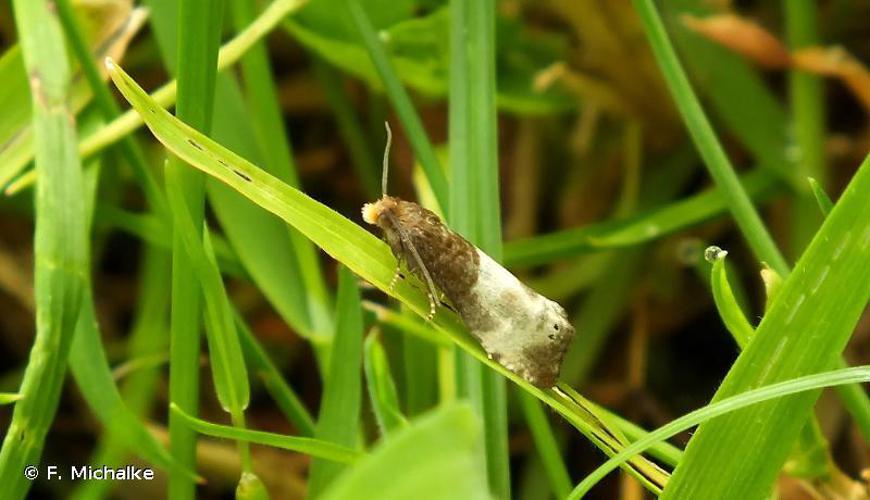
[362,124,575,388]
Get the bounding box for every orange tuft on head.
[361,197,398,226]
[362,202,380,225]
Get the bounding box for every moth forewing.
[469,250,574,387]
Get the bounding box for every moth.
[362,124,575,388]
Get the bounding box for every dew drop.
[704,245,728,263]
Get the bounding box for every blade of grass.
[571,366,870,498]
[162,1,235,497]
[372,300,684,468]
[638,0,870,483]
[802,179,870,441]
[170,403,362,463]
[107,62,676,493]
[146,0,332,351]
[0,6,146,192]
[230,0,334,340]
[448,0,510,496]
[5,0,309,195]
[0,1,87,497]
[55,0,166,215]
[661,148,870,497]
[661,0,797,189]
[364,332,408,435]
[71,247,173,500]
[504,169,778,267]
[313,60,381,199]
[707,248,754,347]
[55,0,198,480]
[784,0,826,255]
[518,392,572,499]
[708,248,834,481]
[0,394,21,405]
[635,0,789,275]
[236,313,317,437]
[308,267,365,498]
[808,177,834,217]
[343,0,449,213]
[658,1,870,445]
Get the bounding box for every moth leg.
[384,212,440,322]
[388,264,402,291]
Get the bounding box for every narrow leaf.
[308,267,365,498]
[170,404,361,464]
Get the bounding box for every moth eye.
[553,324,559,331]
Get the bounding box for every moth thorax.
[362,197,398,226]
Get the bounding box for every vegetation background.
[0,0,867,498]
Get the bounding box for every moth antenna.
[382,122,393,198]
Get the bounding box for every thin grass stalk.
[314,59,380,199]
[638,0,870,454]
[343,0,450,214]
[5,0,308,196]
[231,0,334,341]
[0,1,87,497]
[449,0,511,496]
[632,0,789,276]
[72,248,172,500]
[785,0,825,256]
[54,0,167,217]
[166,1,228,497]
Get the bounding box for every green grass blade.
[69,291,193,478]
[170,404,361,463]
[708,246,835,479]
[571,366,870,498]
[343,0,449,213]
[707,248,754,347]
[4,0,308,196]
[229,0,334,340]
[518,392,572,499]
[808,177,834,217]
[308,266,364,498]
[320,404,489,500]
[147,0,331,345]
[785,0,826,255]
[106,62,679,493]
[54,0,197,480]
[634,0,789,276]
[448,0,510,496]
[364,332,408,435]
[0,1,88,497]
[314,60,381,198]
[503,169,778,267]
[71,247,173,500]
[785,179,870,442]
[0,7,145,192]
[55,0,166,215]
[661,1,795,188]
[660,151,870,497]
[0,394,21,405]
[236,314,317,437]
[365,302,452,348]
[163,0,229,496]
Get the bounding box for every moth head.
[362,197,399,227]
